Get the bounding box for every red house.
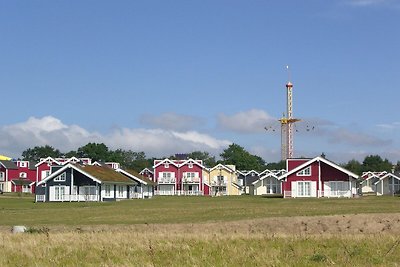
[0,160,36,193]
[279,156,359,198]
[153,158,205,196]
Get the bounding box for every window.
[22,185,30,193]
[54,186,65,201]
[19,172,27,179]
[251,172,255,177]
[162,172,172,178]
[297,166,311,176]
[42,170,51,179]
[19,161,28,168]
[298,181,311,196]
[54,173,66,182]
[117,185,124,198]
[0,172,4,181]
[188,163,193,168]
[105,184,111,197]
[164,162,169,168]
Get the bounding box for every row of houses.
[1,155,399,202]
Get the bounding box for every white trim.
[116,169,149,185]
[37,163,102,186]
[296,166,311,176]
[373,173,400,185]
[35,157,61,167]
[210,164,235,173]
[153,158,179,168]
[139,168,154,175]
[180,158,205,169]
[278,156,359,181]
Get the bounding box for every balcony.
[182,177,200,183]
[157,177,176,184]
[211,180,227,186]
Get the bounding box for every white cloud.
[345,0,395,6]
[217,109,276,133]
[0,116,231,158]
[139,112,204,131]
[327,128,392,147]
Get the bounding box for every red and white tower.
[279,67,300,160]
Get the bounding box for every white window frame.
[164,163,169,168]
[298,181,311,197]
[297,166,311,176]
[105,184,111,197]
[19,161,28,168]
[54,186,66,201]
[0,172,4,181]
[19,172,27,179]
[54,172,66,182]
[188,163,193,168]
[117,185,124,198]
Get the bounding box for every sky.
[1,0,400,164]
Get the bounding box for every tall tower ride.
[279,67,300,160]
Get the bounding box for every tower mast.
[279,66,300,160]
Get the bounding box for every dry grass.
[1,195,400,266]
[1,227,400,266]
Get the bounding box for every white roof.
[278,156,359,181]
[35,157,61,167]
[37,163,101,186]
[209,164,235,173]
[373,173,400,185]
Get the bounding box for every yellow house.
[203,164,241,196]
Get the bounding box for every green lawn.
[0,194,399,226]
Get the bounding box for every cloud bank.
[217,109,276,133]
[0,116,231,158]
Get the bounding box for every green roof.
[75,165,135,184]
[124,169,156,185]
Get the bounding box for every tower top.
[286,81,293,88]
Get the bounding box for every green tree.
[343,159,363,175]
[77,143,110,162]
[220,143,265,171]
[187,151,216,167]
[362,155,392,172]
[266,160,286,170]
[21,145,62,162]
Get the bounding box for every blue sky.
[1,0,400,163]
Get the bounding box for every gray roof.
[0,160,18,170]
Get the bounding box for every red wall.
[283,161,320,192]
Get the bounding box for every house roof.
[37,163,134,186]
[180,158,205,169]
[117,168,156,186]
[209,164,235,173]
[153,158,179,168]
[35,157,61,167]
[252,169,287,185]
[374,173,400,185]
[278,156,359,180]
[0,160,18,170]
[139,168,154,175]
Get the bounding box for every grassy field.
[0,194,399,266]
[0,194,399,226]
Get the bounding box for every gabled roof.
[37,163,134,186]
[139,168,154,175]
[0,160,18,170]
[35,157,61,167]
[153,158,179,168]
[374,173,400,185]
[117,168,156,186]
[278,156,359,180]
[253,169,287,185]
[210,164,235,173]
[180,158,205,169]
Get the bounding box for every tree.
[362,155,392,173]
[76,143,110,162]
[21,145,61,162]
[343,159,363,175]
[220,143,265,171]
[266,160,286,170]
[187,151,216,167]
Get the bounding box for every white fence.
[284,190,353,198]
[154,190,203,196]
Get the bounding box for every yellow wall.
[207,165,240,196]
